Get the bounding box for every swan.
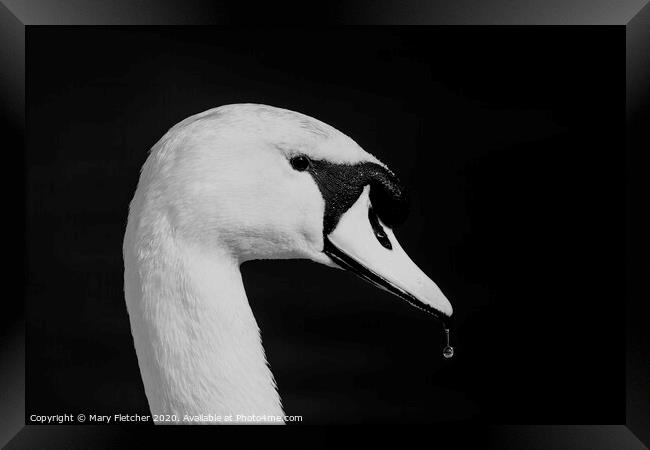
[123,104,453,424]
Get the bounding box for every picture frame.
[3,0,648,447]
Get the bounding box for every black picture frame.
[4,0,649,447]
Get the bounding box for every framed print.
[3,0,649,447]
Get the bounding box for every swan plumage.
[123,103,452,424]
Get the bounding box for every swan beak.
[323,186,453,326]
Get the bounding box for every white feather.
[123,104,382,424]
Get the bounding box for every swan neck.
[124,230,284,423]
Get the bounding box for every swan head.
[143,103,452,323]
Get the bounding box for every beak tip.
[429,293,453,319]
[434,299,453,326]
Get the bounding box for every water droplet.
[442,328,454,359]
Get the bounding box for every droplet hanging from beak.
[442,328,454,359]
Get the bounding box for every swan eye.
[290,155,310,171]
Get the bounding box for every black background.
[26,26,624,424]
